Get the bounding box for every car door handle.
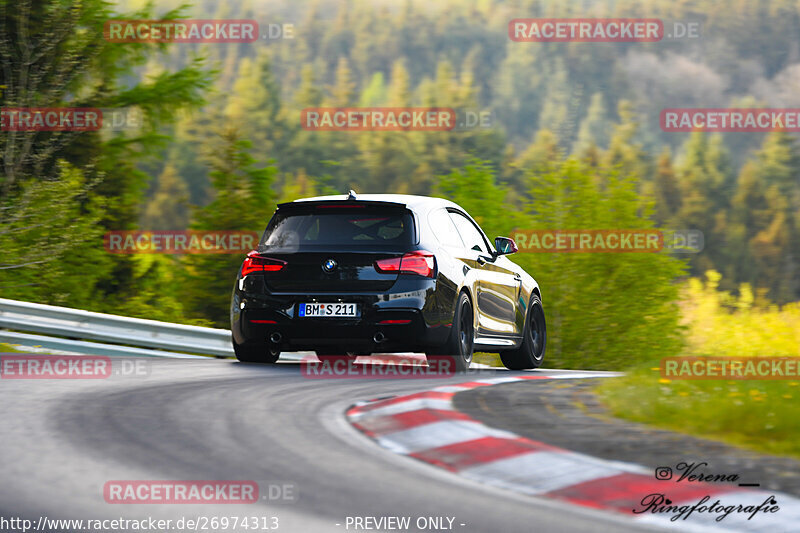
[513,274,522,281]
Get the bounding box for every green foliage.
[360,72,387,106]
[436,156,686,370]
[680,271,800,357]
[598,365,800,459]
[727,133,800,302]
[0,343,22,353]
[597,273,800,457]
[0,0,212,322]
[141,164,189,230]
[0,163,109,308]
[4,0,800,345]
[278,171,318,203]
[435,159,518,240]
[573,92,610,155]
[180,129,278,326]
[513,158,686,369]
[130,0,800,311]
[224,52,290,167]
[115,255,194,323]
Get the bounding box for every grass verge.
[0,343,23,353]
[596,272,800,459]
[595,362,800,459]
[472,351,502,367]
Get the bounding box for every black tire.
[233,340,280,364]
[500,294,546,370]
[426,291,473,373]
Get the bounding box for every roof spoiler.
[276,199,406,210]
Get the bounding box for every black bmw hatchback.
[230,192,545,371]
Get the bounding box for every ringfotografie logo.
[634,463,777,523]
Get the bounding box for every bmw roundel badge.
[322,258,338,273]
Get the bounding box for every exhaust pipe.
[270,332,282,344]
[373,332,386,343]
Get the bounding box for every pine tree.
[225,52,288,166]
[359,72,387,106]
[181,129,278,326]
[0,0,211,316]
[573,92,610,156]
[142,164,190,231]
[729,132,800,302]
[328,57,357,107]
[650,149,681,227]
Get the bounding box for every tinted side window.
[429,208,464,249]
[449,211,488,253]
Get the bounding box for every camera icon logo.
[655,466,673,480]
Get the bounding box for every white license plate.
[299,303,359,318]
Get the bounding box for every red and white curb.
[347,373,800,532]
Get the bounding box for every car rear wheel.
[426,292,473,373]
[500,294,546,370]
[233,340,280,364]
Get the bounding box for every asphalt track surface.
[1,357,660,533]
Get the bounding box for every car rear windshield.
[258,208,416,251]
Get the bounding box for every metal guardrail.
[0,298,473,365]
[0,298,234,357]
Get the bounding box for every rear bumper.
[231,277,454,352]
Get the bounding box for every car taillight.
[241,250,286,276]
[374,251,435,278]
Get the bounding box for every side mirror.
[494,236,518,256]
